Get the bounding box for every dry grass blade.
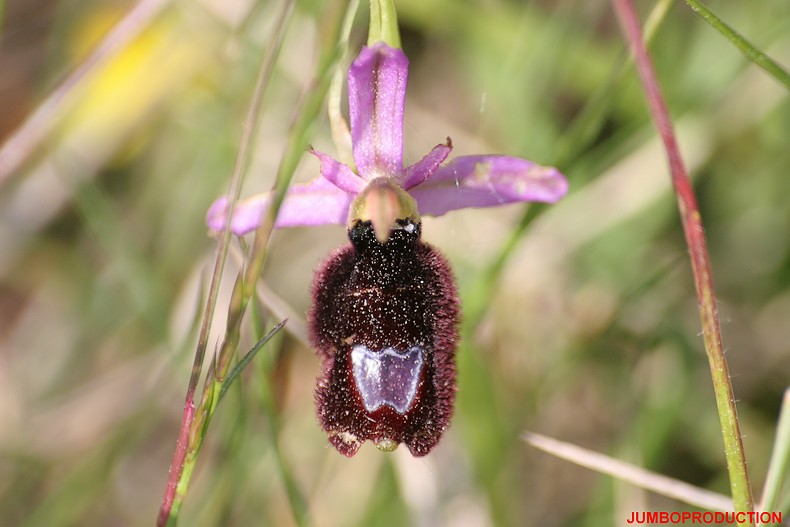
[523,432,733,512]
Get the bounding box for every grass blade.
[683,0,790,92]
[218,319,287,403]
[524,432,733,511]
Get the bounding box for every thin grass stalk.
[683,0,790,92]
[239,0,355,353]
[242,3,360,524]
[612,0,754,516]
[233,5,357,519]
[156,1,296,524]
[524,432,733,511]
[186,0,355,519]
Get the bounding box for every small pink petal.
[402,140,453,190]
[408,155,568,217]
[310,149,366,194]
[206,178,354,235]
[348,43,408,179]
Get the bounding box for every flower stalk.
[368,0,401,48]
[612,0,754,517]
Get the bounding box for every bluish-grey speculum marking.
[351,345,424,414]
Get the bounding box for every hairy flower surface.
[309,213,459,456]
[206,42,568,457]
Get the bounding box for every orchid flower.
[205,42,568,458]
[206,43,568,237]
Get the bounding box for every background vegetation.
[0,0,788,525]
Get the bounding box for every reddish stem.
[157,398,195,527]
[612,0,754,515]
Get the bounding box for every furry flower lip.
[205,42,568,456]
[310,177,460,456]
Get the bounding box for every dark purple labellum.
[308,218,460,457]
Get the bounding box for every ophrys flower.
[206,42,567,457]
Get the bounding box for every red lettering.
[623,509,784,525]
[756,511,782,524]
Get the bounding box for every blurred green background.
[1,0,789,525]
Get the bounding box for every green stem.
[613,0,754,517]
[368,0,401,48]
[683,0,790,92]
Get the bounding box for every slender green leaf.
[683,0,790,92]
[218,319,287,403]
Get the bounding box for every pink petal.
[310,149,366,193]
[402,140,453,189]
[408,155,568,217]
[206,178,353,235]
[348,43,408,180]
